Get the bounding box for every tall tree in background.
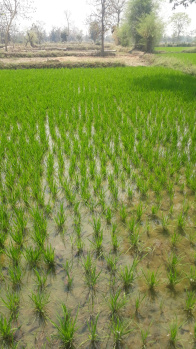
[89,0,113,56]
[111,0,126,26]
[170,12,191,41]
[89,20,100,43]
[64,10,71,38]
[125,0,154,49]
[0,0,33,51]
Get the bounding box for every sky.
[20,0,196,36]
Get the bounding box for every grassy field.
[156,52,196,66]
[0,67,196,348]
[155,47,196,52]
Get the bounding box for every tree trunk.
[101,0,105,56]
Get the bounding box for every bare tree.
[170,12,191,41]
[64,10,71,38]
[111,0,126,26]
[89,0,113,56]
[0,0,33,51]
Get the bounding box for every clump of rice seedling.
[54,203,66,230]
[120,258,139,291]
[87,313,100,345]
[64,260,73,290]
[1,288,20,319]
[108,290,126,316]
[43,244,55,269]
[0,315,17,345]
[25,246,41,269]
[105,253,118,275]
[8,265,22,289]
[119,204,127,223]
[185,290,196,314]
[33,269,48,291]
[135,293,146,314]
[52,304,78,348]
[142,269,160,291]
[30,291,50,318]
[110,316,132,347]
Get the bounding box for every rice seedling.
[10,229,24,248]
[177,212,186,230]
[0,315,17,345]
[43,244,55,269]
[33,269,48,291]
[185,290,196,314]
[85,264,101,293]
[25,246,41,268]
[6,244,21,266]
[119,204,127,223]
[30,291,50,318]
[8,265,22,289]
[87,313,100,345]
[120,259,138,291]
[51,304,78,348]
[136,203,143,221]
[186,267,196,289]
[1,289,20,319]
[139,324,152,348]
[105,207,112,225]
[167,269,182,288]
[92,216,102,237]
[111,231,119,253]
[142,269,160,291]
[108,290,126,316]
[135,293,146,314]
[105,253,118,275]
[54,203,66,230]
[82,252,93,276]
[161,214,169,232]
[110,316,132,347]
[64,260,73,290]
[167,317,182,347]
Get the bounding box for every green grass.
[155,46,196,52]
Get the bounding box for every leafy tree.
[125,0,154,49]
[25,29,37,47]
[111,0,126,26]
[49,27,61,43]
[170,12,191,41]
[136,13,164,52]
[31,22,46,45]
[89,20,100,43]
[61,29,68,42]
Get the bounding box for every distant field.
[155,47,195,52]
[157,52,196,65]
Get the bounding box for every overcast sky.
[20,0,196,36]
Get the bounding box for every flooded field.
[0,67,195,348]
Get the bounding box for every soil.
[0,50,150,68]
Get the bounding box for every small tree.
[125,0,154,49]
[170,12,191,42]
[61,28,68,42]
[136,13,164,52]
[25,29,37,47]
[89,20,100,43]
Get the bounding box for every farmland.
[0,67,196,348]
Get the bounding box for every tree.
[125,0,154,49]
[0,0,33,51]
[61,28,68,42]
[136,13,164,52]
[88,0,113,56]
[170,12,191,41]
[49,27,61,43]
[111,0,126,26]
[25,29,37,47]
[89,20,100,43]
[31,22,46,45]
[170,0,195,9]
[64,10,71,38]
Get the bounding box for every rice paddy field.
[0,67,196,348]
[155,47,196,53]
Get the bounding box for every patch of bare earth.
[0,51,150,67]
